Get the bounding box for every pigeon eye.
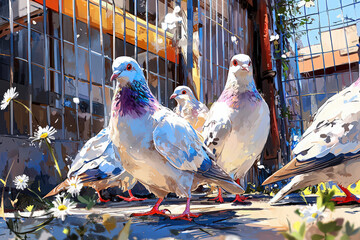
[126,64,132,71]
[233,60,238,66]
[249,61,252,67]
[182,90,187,94]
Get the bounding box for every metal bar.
[215,0,219,97]
[145,0,149,82]
[209,0,213,101]
[112,0,115,60]
[99,0,108,126]
[221,0,225,89]
[198,0,203,102]
[8,0,14,135]
[187,0,194,87]
[72,0,80,140]
[134,0,138,59]
[156,0,160,102]
[87,0,94,136]
[59,0,65,139]
[164,1,168,107]
[43,0,50,125]
[340,0,353,83]
[325,0,339,92]
[204,0,208,103]
[27,0,33,136]
[174,0,179,88]
[123,0,126,55]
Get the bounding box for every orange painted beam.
[33,0,178,63]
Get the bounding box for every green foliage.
[282,222,306,240]
[316,190,335,211]
[77,195,96,210]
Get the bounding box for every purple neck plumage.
[218,80,261,109]
[112,80,159,118]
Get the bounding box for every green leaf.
[340,234,350,240]
[299,222,306,237]
[325,235,335,240]
[311,234,324,240]
[281,232,298,240]
[317,221,342,234]
[77,195,89,205]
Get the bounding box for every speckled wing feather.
[202,102,232,157]
[153,112,209,172]
[263,82,360,184]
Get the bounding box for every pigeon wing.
[153,114,209,172]
[202,103,232,157]
[263,83,360,184]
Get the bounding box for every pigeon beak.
[241,65,249,72]
[110,71,121,82]
[170,94,177,99]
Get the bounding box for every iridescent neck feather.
[112,78,158,118]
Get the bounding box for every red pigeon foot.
[96,191,110,203]
[209,188,224,203]
[331,185,359,204]
[131,198,170,217]
[232,194,249,203]
[169,198,201,221]
[117,190,147,202]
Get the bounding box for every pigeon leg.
[209,187,224,203]
[170,198,201,221]
[116,190,147,202]
[96,190,110,203]
[332,185,359,204]
[131,198,170,217]
[232,179,249,203]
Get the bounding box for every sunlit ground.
[1,193,360,240]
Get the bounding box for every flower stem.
[1,159,16,220]
[13,99,40,125]
[45,141,62,179]
[27,188,46,204]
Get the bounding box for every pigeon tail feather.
[269,174,313,205]
[43,180,69,198]
[202,163,245,194]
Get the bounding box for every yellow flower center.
[19,179,23,183]
[58,204,67,211]
[40,132,48,138]
[71,183,76,188]
[6,97,11,102]
[311,213,318,218]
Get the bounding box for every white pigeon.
[263,77,360,205]
[44,128,142,202]
[170,86,209,132]
[109,56,244,221]
[202,54,270,203]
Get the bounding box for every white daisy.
[299,204,325,223]
[1,87,19,110]
[66,176,83,197]
[51,197,76,221]
[298,0,315,8]
[73,97,80,104]
[30,125,57,147]
[269,34,279,42]
[13,174,29,190]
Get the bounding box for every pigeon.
[109,56,244,221]
[44,128,143,202]
[263,77,360,205]
[202,54,270,203]
[170,86,209,132]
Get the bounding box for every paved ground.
[1,194,360,239]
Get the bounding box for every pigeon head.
[229,54,253,77]
[111,57,145,87]
[170,86,196,103]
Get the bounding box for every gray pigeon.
[202,54,270,203]
[263,77,360,205]
[170,86,209,132]
[109,56,244,221]
[44,127,142,202]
